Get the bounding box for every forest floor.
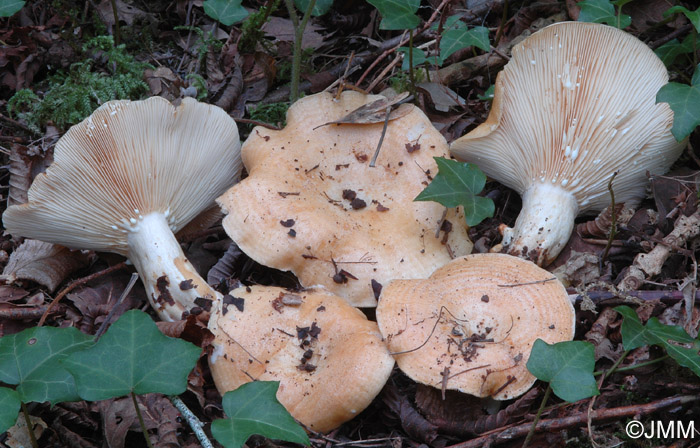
[1,0,700,447]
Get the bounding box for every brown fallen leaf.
[315,92,413,128]
[2,240,92,292]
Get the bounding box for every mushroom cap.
[2,97,242,256]
[208,285,395,433]
[218,91,472,307]
[450,22,685,213]
[376,253,575,400]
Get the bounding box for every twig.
[600,171,618,264]
[447,395,700,448]
[169,395,214,448]
[233,117,282,130]
[356,0,451,87]
[368,105,392,167]
[94,273,139,341]
[38,261,129,326]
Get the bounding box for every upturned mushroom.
[451,22,685,266]
[2,97,242,321]
[376,253,574,400]
[217,91,472,307]
[208,285,395,432]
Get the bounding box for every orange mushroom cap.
[208,285,395,432]
[376,253,575,400]
[218,91,472,307]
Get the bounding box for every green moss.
[249,102,289,128]
[239,0,281,53]
[7,35,151,132]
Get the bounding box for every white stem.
[127,212,221,321]
[501,183,578,267]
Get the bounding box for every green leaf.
[366,0,420,30]
[0,326,93,404]
[294,0,333,16]
[615,305,654,350]
[477,84,495,101]
[0,388,21,433]
[656,64,700,141]
[398,47,426,70]
[577,0,631,28]
[654,35,694,67]
[211,381,310,448]
[431,15,464,31]
[439,26,490,65]
[203,0,248,26]
[526,339,600,402]
[665,6,700,33]
[414,157,494,226]
[615,305,700,377]
[63,310,201,401]
[0,0,24,17]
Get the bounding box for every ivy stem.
[132,392,154,448]
[283,0,317,102]
[522,384,551,448]
[594,354,668,376]
[21,402,39,448]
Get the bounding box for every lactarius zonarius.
[208,285,394,432]
[451,22,685,266]
[376,254,574,400]
[218,91,472,307]
[2,97,242,321]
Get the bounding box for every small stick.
[38,261,129,326]
[94,273,139,341]
[368,105,392,167]
[169,395,214,448]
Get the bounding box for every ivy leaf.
[0,0,24,17]
[0,326,93,404]
[203,0,248,26]
[526,339,599,402]
[577,0,631,29]
[477,84,495,101]
[665,6,700,33]
[414,157,494,226]
[63,310,201,401]
[211,381,310,448]
[366,0,420,30]
[654,35,695,67]
[656,64,700,141]
[439,26,490,65]
[294,0,333,16]
[615,305,700,377]
[0,388,21,433]
[398,47,426,70]
[431,15,464,31]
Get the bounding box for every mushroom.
[450,22,686,266]
[208,285,395,432]
[2,97,242,321]
[217,91,472,307]
[376,253,574,400]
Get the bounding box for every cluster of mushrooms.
[2,22,685,433]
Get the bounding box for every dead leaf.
[2,240,92,292]
[0,285,29,303]
[262,16,325,49]
[316,92,413,128]
[144,66,181,100]
[96,0,153,26]
[8,143,53,206]
[6,414,47,448]
[417,82,466,112]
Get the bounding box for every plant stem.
[169,395,214,448]
[593,355,669,376]
[110,0,121,45]
[131,392,154,448]
[283,0,317,102]
[408,29,415,89]
[21,402,39,448]
[522,385,551,448]
[600,171,618,264]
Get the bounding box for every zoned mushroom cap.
[208,285,395,433]
[376,253,574,400]
[450,22,685,266]
[218,91,472,307]
[3,97,241,255]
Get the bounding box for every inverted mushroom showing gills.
[218,91,472,307]
[208,285,395,432]
[451,22,685,266]
[2,97,242,321]
[376,253,575,400]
